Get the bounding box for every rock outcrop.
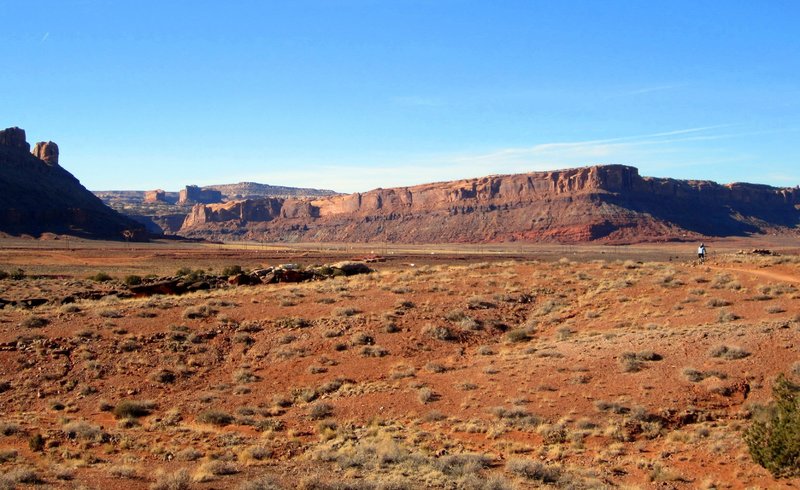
[32,141,59,165]
[205,182,338,200]
[178,185,223,205]
[0,127,30,152]
[144,189,167,203]
[0,127,147,240]
[178,165,800,243]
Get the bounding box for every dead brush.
[423,324,457,341]
[709,345,750,360]
[619,351,663,372]
[182,304,217,319]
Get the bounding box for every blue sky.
[2,0,798,192]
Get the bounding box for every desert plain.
[0,237,798,489]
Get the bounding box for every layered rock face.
[178,185,223,205]
[179,165,800,243]
[0,127,147,240]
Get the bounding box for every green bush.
[89,272,113,282]
[9,268,25,280]
[124,275,143,286]
[222,265,243,276]
[176,267,205,281]
[744,373,800,477]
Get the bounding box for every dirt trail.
[708,264,800,283]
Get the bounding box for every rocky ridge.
[179,165,800,243]
[0,127,147,240]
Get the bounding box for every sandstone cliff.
[178,165,800,243]
[178,185,223,205]
[0,127,147,240]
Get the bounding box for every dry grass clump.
[506,327,533,343]
[423,324,457,341]
[3,467,43,485]
[717,309,741,323]
[418,387,438,404]
[197,410,234,426]
[490,406,542,428]
[505,458,561,483]
[98,308,123,318]
[309,402,334,420]
[150,369,177,384]
[20,315,50,328]
[150,468,192,490]
[425,362,449,373]
[360,345,388,357]
[0,422,20,436]
[0,449,17,463]
[109,465,139,479]
[709,345,750,360]
[437,453,493,476]
[467,296,496,309]
[390,364,416,379]
[63,420,104,441]
[619,351,663,373]
[233,368,260,383]
[113,400,156,419]
[706,298,731,308]
[333,306,360,317]
[183,304,218,319]
[682,368,727,383]
[350,332,374,345]
[197,460,239,479]
[237,476,283,490]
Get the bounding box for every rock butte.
[0,126,147,240]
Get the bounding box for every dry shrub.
[21,315,49,328]
[109,465,139,479]
[418,387,438,404]
[682,368,727,383]
[619,351,662,372]
[198,410,234,426]
[710,345,750,360]
[63,420,104,441]
[150,468,191,489]
[183,304,217,319]
[237,477,283,490]
[423,324,456,341]
[717,309,741,323]
[506,328,532,343]
[113,400,155,419]
[360,345,388,357]
[309,402,334,420]
[506,458,561,483]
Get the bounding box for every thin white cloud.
[623,84,688,96]
[41,32,49,43]
[204,125,800,194]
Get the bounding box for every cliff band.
[178,165,800,243]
